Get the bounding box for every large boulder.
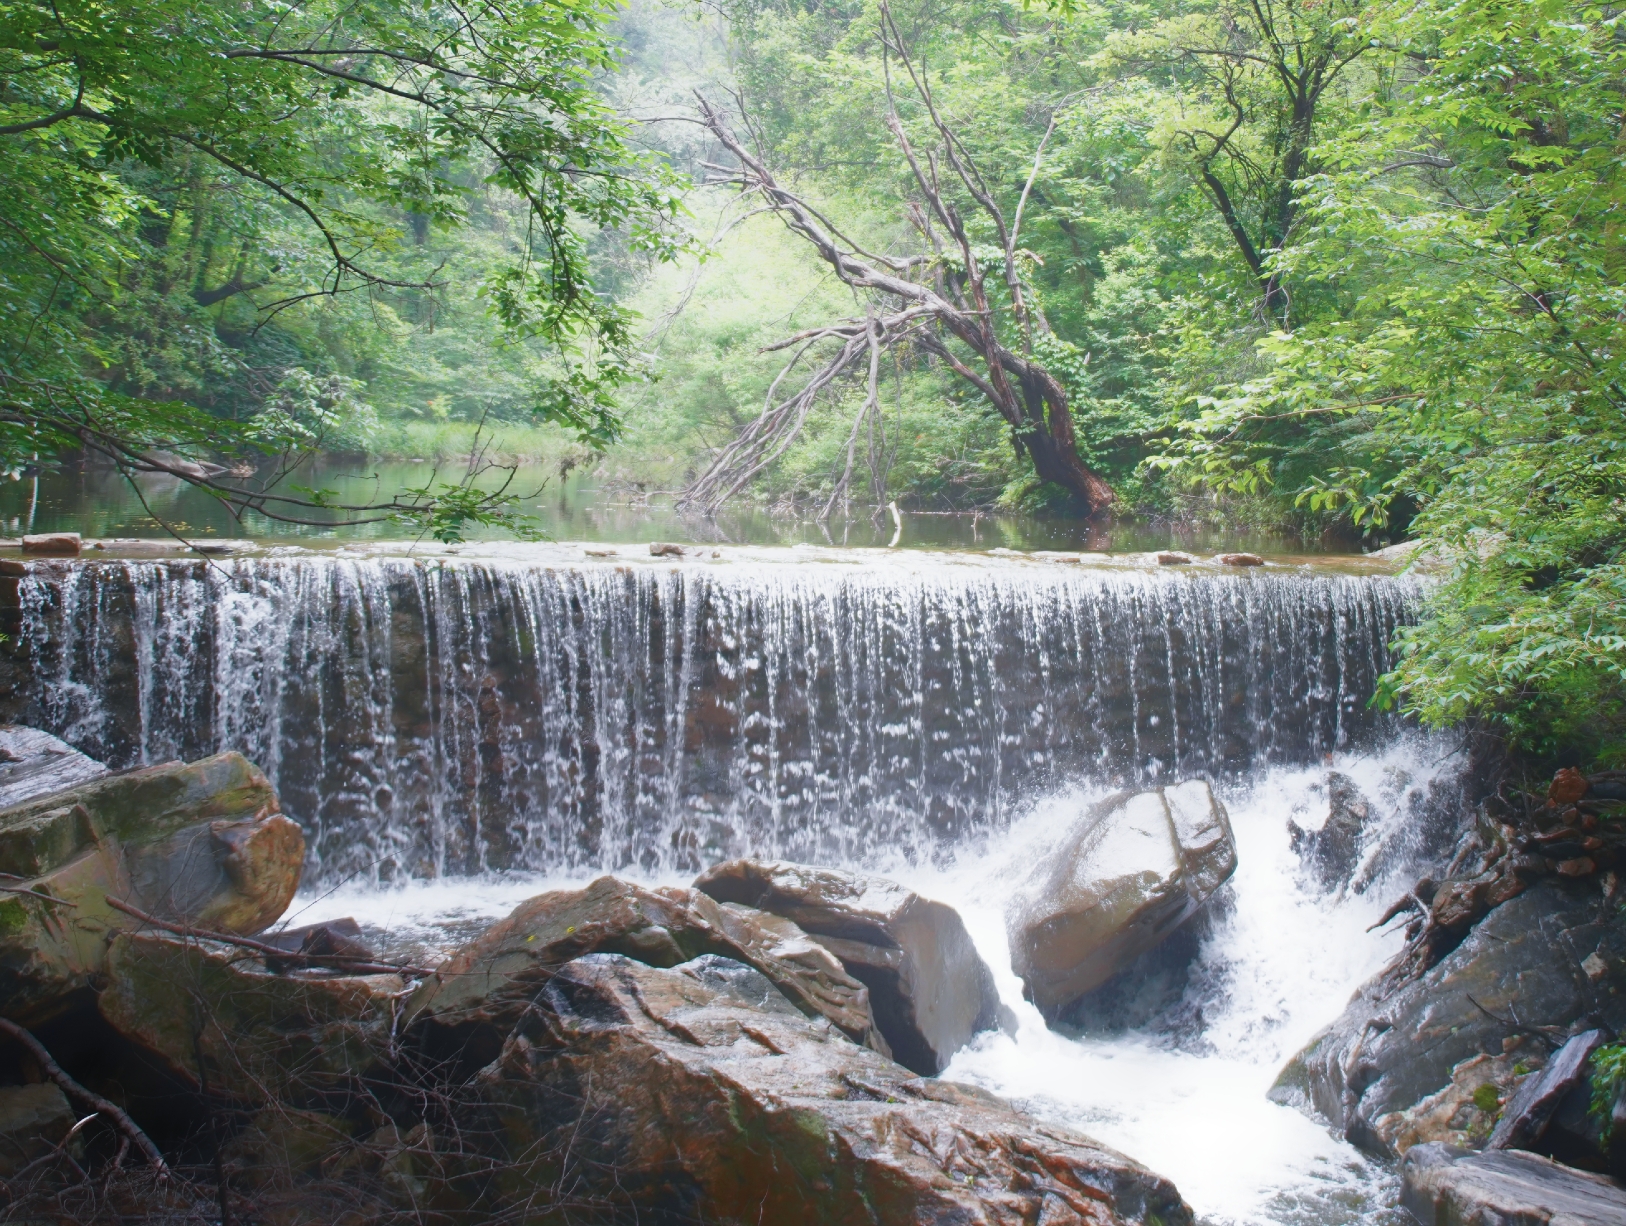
[1271,881,1626,1157]
[98,930,405,1103]
[404,875,889,1056]
[693,858,1005,1074]
[0,752,304,1024]
[1401,1143,1626,1226]
[476,951,1193,1225]
[81,894,1193,1224]
[1007,781,1236,1017]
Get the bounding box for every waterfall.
[16,552,1418,884]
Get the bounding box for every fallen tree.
[679,4,1115,516]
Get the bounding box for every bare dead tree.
[677,6,1115,516]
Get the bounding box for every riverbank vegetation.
[2,0,1623,762]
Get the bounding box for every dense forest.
[1,0,1623,765]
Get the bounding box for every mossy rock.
[99,931,403,1104]
[0,753,303,1026]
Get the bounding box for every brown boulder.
[98,930,404,1103]
[1550,767,1590,807]
[404,875,888,1055]
[0,753,304,1024]
[693,858,1005,1074]
[479,951,1193,1225]
[1008,781,1236,1017]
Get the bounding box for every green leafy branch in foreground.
[0,0,686,532]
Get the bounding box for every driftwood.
[104,897,433,977]
[679,3,1114,515]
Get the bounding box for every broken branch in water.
[0,1016,168,1172]
[104,897,434,977]
[0,879,77,906]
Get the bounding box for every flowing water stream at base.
[17,546,1452,1223]
[283,735,1461,1226]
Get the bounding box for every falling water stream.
[15,543,1453,1224]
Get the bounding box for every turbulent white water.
[285,735,1463,1226]
[18,546,1452,1223]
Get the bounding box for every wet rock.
[478,951,1194,1226]
[1216,552,1264,566]
[405,875,887,1055]
[1540,1068,1625,1176]
[1289,772,1374,890]
[1155,551,1195,565]
[1489,1029,1611,1153]
[0,725,108,809]
[20,533,80,556]
[262,917,375,965]
[1401,1142,1626,1226]
[1551,768,1590,807]
[1271,881,1626,1157]
[1057,894,1228,1039]
[1374,1046,1545,1155]
[0,1082,77,1176]
[1008,781,1236,1018]
[0,753,303,1024]
[693,858,1003,1074]
[98,930,405,1103]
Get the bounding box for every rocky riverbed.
[8,724,1626,1225]
[0,730,1193,1224]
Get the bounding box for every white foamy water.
[285,735,1461,1226]
[889,738,1461,1226]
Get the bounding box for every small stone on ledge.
[21,532,80,556]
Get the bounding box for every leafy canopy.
[1159,0,1626,763]
[0,0,684,535]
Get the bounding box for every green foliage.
[4,0,1621,760]
[1592,1044,1626,1141]
[0,0,684,531]
[1152,0,1626,764]
[259,371,380,454]
[615,196,1026,505]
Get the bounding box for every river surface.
[14,542,1440,1224]
[2,460,1360,555]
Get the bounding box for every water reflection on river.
[0,458,1358,555]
